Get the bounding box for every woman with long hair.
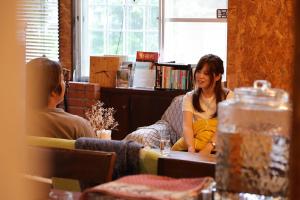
[172,54,234,154]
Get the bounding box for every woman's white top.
[182,89,234,120]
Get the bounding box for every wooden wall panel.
[227,0,295,93]
[289,0,300,199]
[59,0,73,72]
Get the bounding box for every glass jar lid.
[234,80,289,107]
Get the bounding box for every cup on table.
[160,134,171,156]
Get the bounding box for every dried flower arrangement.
[85,101,118,133]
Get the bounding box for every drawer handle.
[122,105,127,109]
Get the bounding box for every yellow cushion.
[27,136,75,150]
[171,137,187,151]
[171,118,217,151]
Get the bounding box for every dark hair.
[26,57,63,108]
[192,54,227,118]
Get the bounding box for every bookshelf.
[155,63,193,90]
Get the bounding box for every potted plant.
[85,101,118,139]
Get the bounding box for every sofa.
[27,136,161,178]
[124,95,184,148]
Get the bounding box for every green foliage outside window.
[87,0,159,61]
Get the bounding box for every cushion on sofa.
[124,120,172,148]
[161,95,184,144]
[124,94,184,149]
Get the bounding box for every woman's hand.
[188,146,196,153]
[199,142,214,156]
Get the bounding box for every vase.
[96,129,112,140]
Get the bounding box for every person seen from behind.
[26,57,95,139]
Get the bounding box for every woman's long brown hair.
[192,54,228,118]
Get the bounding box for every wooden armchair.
[25,146,116,191]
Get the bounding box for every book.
[132,68,155,89]
[136,51,159,63]
[132,61,156,89]
[154,63,192,90]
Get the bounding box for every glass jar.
[215,80,291,199]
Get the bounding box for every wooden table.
[157,151,216,178]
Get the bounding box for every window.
[76,0,159,80]
[18,0,59,62]
[162,0,227,65]
[75,0,227,80]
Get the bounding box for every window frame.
[160,0,227,62]
[73,0,227,81]
[73,0,160,81]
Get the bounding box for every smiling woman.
[171,54,234,154]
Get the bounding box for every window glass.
[128,32,143,56]
[77,0,227,79]
[163,22,227,78]
[148,6,159,29]
[90,31,104,54]
[108,6,124,30]
[128,6,144,30]
[165,0,227,18]
[108,31,124,54]
[79,0,159,77]
[88,6,106,30]
[149,0,159,5]
[127,0,147,5]
[109,0,124,5]
[89,0,105,5]
[146,32,159,51]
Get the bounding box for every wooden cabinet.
[100,87,186,140]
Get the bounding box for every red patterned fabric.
[80,174,213,200]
